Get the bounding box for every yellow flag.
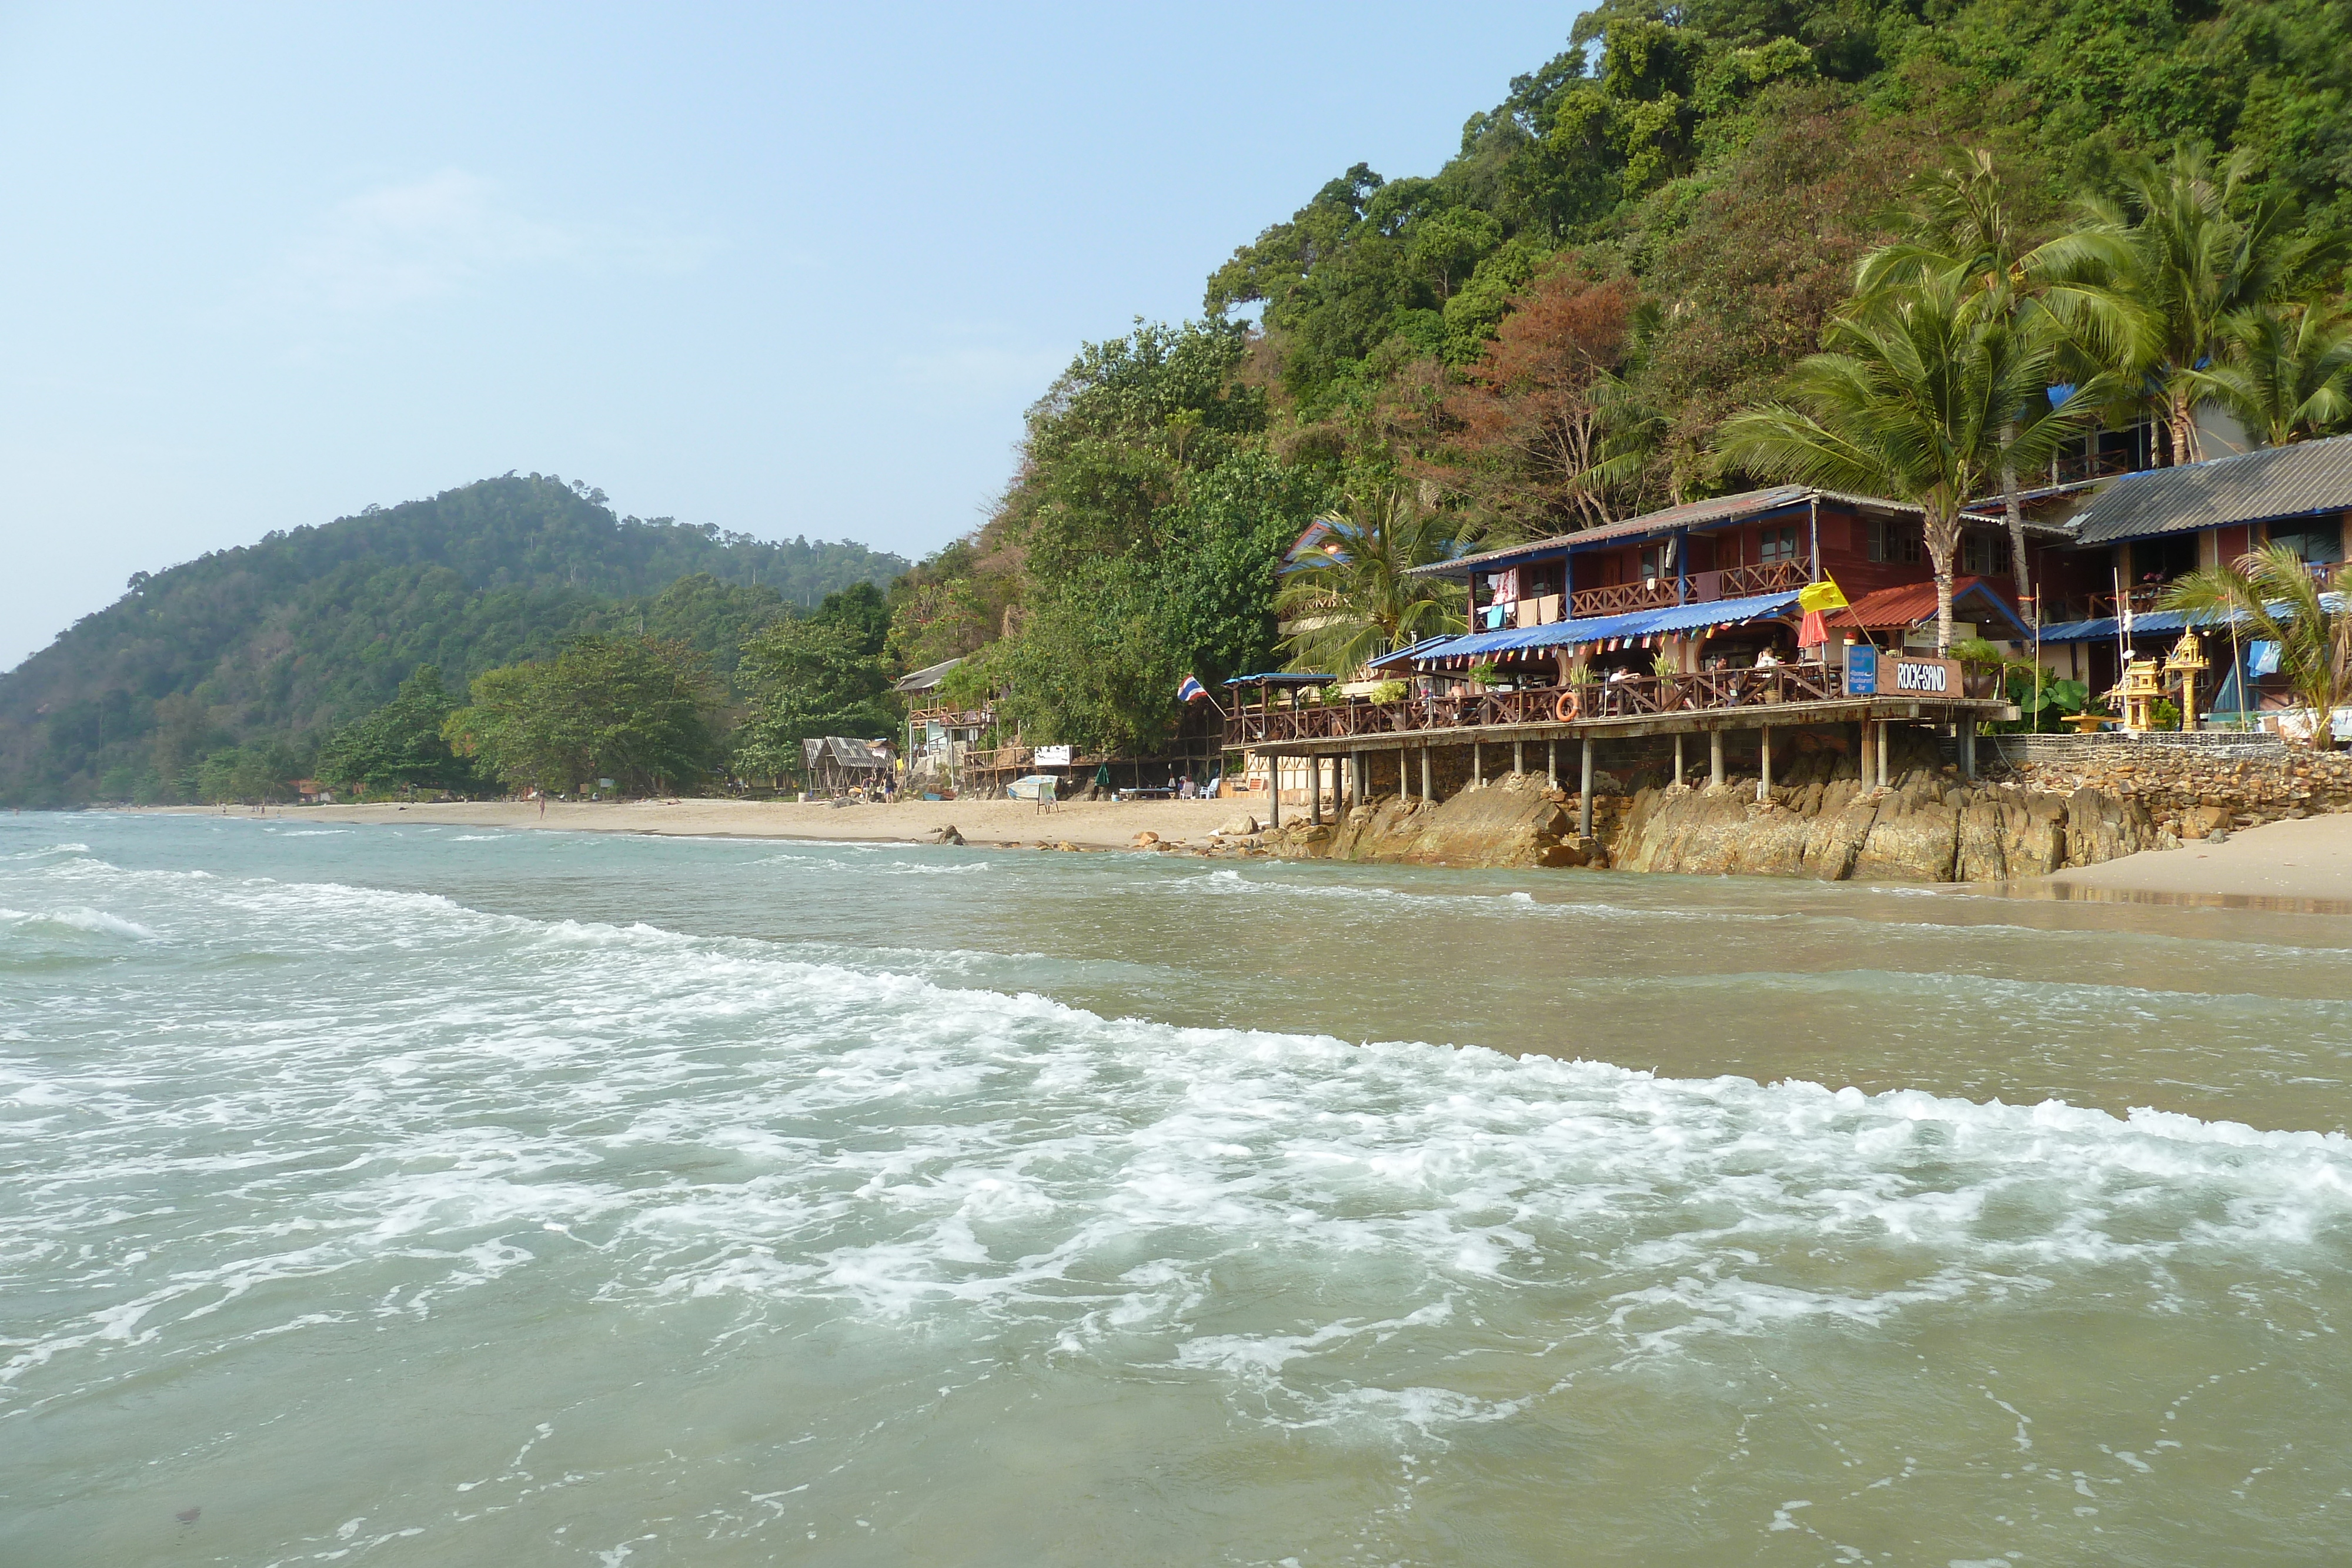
[1798,577,1849,613]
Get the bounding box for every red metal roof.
[1827,577,2031,637]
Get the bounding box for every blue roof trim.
[2036,591,2344,643]
[1364,636,1456,670]
[1408,590,1802,661]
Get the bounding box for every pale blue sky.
[0,3,1586,670]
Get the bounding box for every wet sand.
[187,795,1255,851]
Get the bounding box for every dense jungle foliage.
[887,0,2352,752]
[0,474,907,805]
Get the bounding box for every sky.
[0,2,1588,672]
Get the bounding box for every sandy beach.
[197,795,1255,851]
[151,794,2352,905]
[2034,811,2352,908]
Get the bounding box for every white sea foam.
[8,834,2352,1485]
[0,905,159,940]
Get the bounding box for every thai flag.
[1177,674,1208,703]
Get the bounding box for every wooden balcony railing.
[910,706,993,728]
[1222,664,1869,748]
[1560,557,1813,621]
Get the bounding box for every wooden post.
[1959,716,1977,780]
[1421,747,1432,801]
[1579,736,1595,839]
[1757,726,1772,803]
[1709,729,1725,788]
[1675,732,1685,785]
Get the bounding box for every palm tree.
[2080,143,2346,464]
[1275,484,1466,678]
[2185,303,2352,447]
[1716,263,2102,652]
[2161,543,2351,750]
[1856,150,2137,602]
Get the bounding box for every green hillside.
[0,474,907,805]
[883,0,2352,754]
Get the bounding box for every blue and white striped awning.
[1407,590,1802,663]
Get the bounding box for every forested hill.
[0,474,907,805]
[875,0,2349,757]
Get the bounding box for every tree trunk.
[2169,390,2201,467]
[1935,564,1956,656]
[1999,422,2033,602]
[1924,509,1963,655]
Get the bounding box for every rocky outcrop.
[1267,772,1593,869]
[1260,761,2166,884]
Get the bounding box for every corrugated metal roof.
[1409,590,1801,661]
[1826,577,2032,638]
[893,656,964,693]
[2070,434,2352,544]
[2036,591,2345,643]
[1408,487,1922,578]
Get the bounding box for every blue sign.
[1845,643,1877,696]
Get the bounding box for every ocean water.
[6,814,2352,1566]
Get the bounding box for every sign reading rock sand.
[1890,655,1962,696]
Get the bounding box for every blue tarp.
[1409,590,1803,663]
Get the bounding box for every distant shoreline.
[121,795,2352,910]
[131,796,1248,852]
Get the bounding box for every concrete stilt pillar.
[1710,730,1725,788]
[1758,726,1772,803]
[1308,757,1322,825]
[1514,740,1524,777]
[1675,733,1685,785]
[1399,745,1408,800]
[1579,737,1595,839]
[1269,761,1282,828]
[1420,748,1432,801]
[1959,717,1977,780]
[1877,722,1891,790]
[1472,742,1482,788]
[1548,740,1558,788]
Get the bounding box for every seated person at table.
[1754,646,1784,668]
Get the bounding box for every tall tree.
[314,665,475,794]
[2185,303,2352,447]
[1274,484,1466,677]
[443,636,721,796]
[1716,263,2101,651]
[2083,143,2346,464]
[1434,267,1656,539]
[1856,149,2137,601]
[733,618,894,785]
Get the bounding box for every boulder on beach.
[1217,813,1259,837]
[928,824,964,845]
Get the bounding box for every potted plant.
[1949,637,2006,699]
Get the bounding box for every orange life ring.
[1555,688,1581,722]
